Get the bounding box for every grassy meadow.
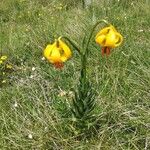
[0,0,150,149]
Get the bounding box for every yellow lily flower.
[95,25,123,56]
[43,38,72,68]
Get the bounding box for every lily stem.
[79,19,110,100]
[61,36,81,55]
[81,53,87,84]
[84,19,110,56]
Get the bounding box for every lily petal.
[58,39,72,59]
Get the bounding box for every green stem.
[81,0,85,8]
[71,19,111,123]
[81,53,87,83]
[80,20,110,80]
[61,36,81,55]
[0,18,2,56]
[84,19,110,55]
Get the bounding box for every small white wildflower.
[13,102,18,108]
[44,127,48,131]
[32,67,36,71]
[28,134,33,139]
[68,91,74,97]
[25,28,29,32]
[29,75,34,79]
[59,90,67,97]
[72,117,77,122]
[2,80,6,83]
[20,79,24,83]
[41,57,45,60]
[138,29,144,32]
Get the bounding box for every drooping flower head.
[43,37,72,68]
[95,25,123,56]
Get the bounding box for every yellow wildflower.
[6,64,13,69]
[1,55,7,60]
[43,37,72,68]
[95,25,123,56]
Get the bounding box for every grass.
[0,0,150,149]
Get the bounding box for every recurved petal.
[109,25,117,32]
[58,39,72,59]
[105,30,117,48]
[95,26,112,38]
[95,34,106,46]
[49,48,61,63]
[114,32,123,47]
[60,56,68,62]
[43,44,53,59]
